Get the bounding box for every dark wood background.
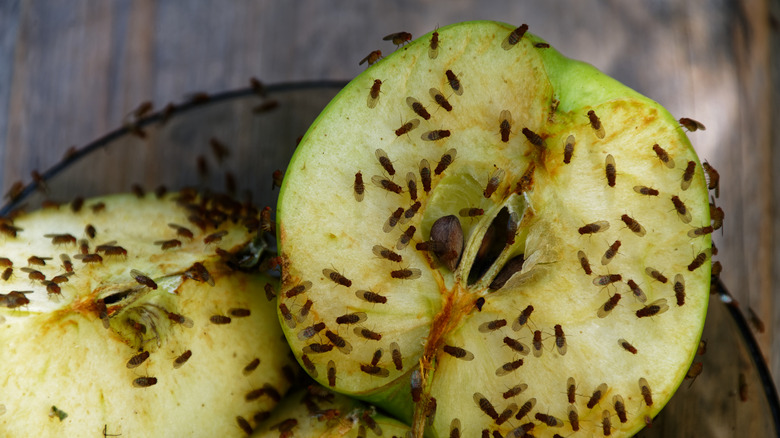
[0,0,778,434]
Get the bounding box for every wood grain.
[0,0,777,434]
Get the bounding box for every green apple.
[276,20,713,437]
[0,193,295,436]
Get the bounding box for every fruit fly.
[420,159,432,192]
[512,305,534,331]
[484,167,505,198]
[396,226,416,250]
[375,148,395,175]
[242,358,261,378]
[613,394,628,423]
[126,351,150,368]
[371,175,403,194]
[602,410,612,436]
[184,262,214,286]
[578,220,609,235]
[383,31,412,47]
[514,398,536,420]
[478,318,507,333]
[406,174,419,203]
[501,24,528,50]
[325,330,353,354]
[1,267,12,281]
[435,149,457,175]
[356,289,387,304]
[521,127,544,149]
[673,274,686,306]
[554,324,567,355]
[429,88,452,111]
[443,345,475,361]
[354,171,365,202]
[503,383,527,399]
[1,290,31,308]
[687,249,709,272]
[568,405,580,431]
[597,293,621,318]
[326,360,337,387]
[367,79,382,108]
[203,230,227,245]
[681,160,696,190]
[593,274,622,286]
[587,110,606,139]
[21,267,45,281]
[85,224,97,239]
[503,336,529,355]
[621,214,646,236]
[567,377,577,403]
[605,154,616,187]
[429,27,439,58]
[445,70,463,95]
[601,240,621,265]
[322,268,352,287]
[132,377,157,388]
[391,267,421,280]
[702,160,720,197]
[297,299,313,322]
[496,359,524,376]
[636,299,669,318]
[373,244,402,262]
[395,118,420,137]
[421,129,451,142]
[474,393,499,419]
[459,207,484,217]
[155,239,181,250]
[406,97,431,120]
[279,303,296,329]
[535,413,563,428]
[299,354,316,377]
[390,342,403,370]
[354,327,382,341]
[209,315,231,324]
[577,250,592,275]
[532,330,544,357]
[633,185,659,196]
[60,254,73,273]
[645,267,668,283]
[384,207,405,233]
[45,233,76,246]
[359,50,382,66]
[639,377,653,406]
[688,225,714,238]
[497,110,513,142]
[671,195,693,223]
[285,281,312,299]
[627,279,647,302]
[679,117,706,132]
[563,135,575,164]
[27,256,52,266]
[586,383,608,409]
[302,325,329,346]
[303,343,334,354]
[618,338,637,354]
[652,144,675,168]
[496,404,517,425]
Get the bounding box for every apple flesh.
[0,193,295,436]
[277,21,712,437]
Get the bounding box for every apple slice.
[277,20,712,437]
[0,192,295,436]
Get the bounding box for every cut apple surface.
[277,21,712,437]
[0,193,295,437]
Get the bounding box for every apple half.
[0,192,295,436]
[277,21,712,437]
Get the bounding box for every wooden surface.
[0,0,778,434]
